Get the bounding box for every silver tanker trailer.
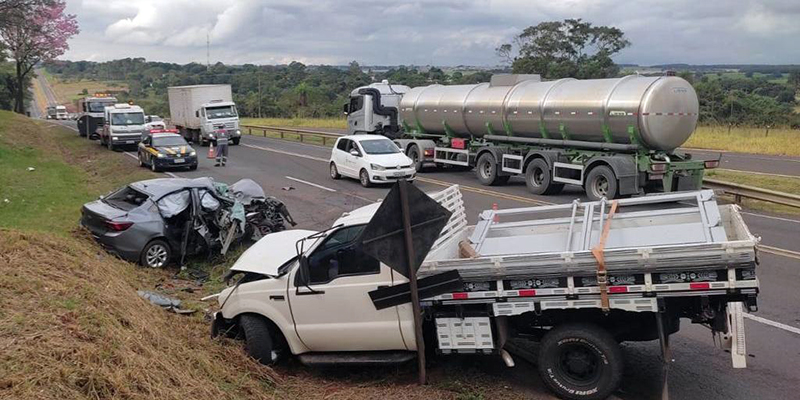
[343,74,718,200]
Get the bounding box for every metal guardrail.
[240,125,800,209]
[241,125,343,146]
[703,178,800,209]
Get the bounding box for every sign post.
[398,179,426,384]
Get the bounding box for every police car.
[137,129,198,172]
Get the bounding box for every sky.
[62,0,800,66]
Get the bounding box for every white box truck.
[167,84,241,146]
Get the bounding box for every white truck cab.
[213,187,759,400]
[167,85,242,146]
[101,103,146,150]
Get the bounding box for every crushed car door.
[288,225,406,352]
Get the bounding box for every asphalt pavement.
[53,120,800,399]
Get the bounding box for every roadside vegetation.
[687,126,800,156]
[0,110,531,400]
[241,117,346,130]
[705,168,800,215]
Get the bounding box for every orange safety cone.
[207,142,216,159]
[492,202,499,223]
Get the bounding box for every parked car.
[137,131,198,172]
[329,135,415,187]
[145,115,166,131]
[80,177,295,268]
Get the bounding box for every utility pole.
[206,33,210,72]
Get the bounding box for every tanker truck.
[344,74,718,200]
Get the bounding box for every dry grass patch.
[686,126,800,156]
[242,117,347,130]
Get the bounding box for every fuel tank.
[398,74,698,151]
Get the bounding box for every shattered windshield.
[102,186,149,211]
[206,105,237,119]
[111,112,145,126]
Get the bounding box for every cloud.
[62,0,800,66]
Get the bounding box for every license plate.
[393,171,404,177]
[125,140,134,144]
[173,158,185,163]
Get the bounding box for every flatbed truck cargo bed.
[213,187,759,400]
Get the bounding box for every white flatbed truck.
[211,187,759,399]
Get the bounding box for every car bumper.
[79,220,143,262]
[153,155,198,169]
[110,136,142,145]
[370,168,416,183]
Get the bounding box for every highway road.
[52,119,800,400]
[249,125,800,178]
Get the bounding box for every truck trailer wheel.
[585,165,618,201]
[525,158,563,195]
[407,145,424,172]
[476,153,508,186]
[537,323,623,400]
[240,314,278,365]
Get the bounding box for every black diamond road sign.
[359,182,452,278]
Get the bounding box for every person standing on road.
[215,129,230,167]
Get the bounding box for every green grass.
[687,125,800,156]
[241,117,346,130]
[0,111,152,234]
[706,168,800,214]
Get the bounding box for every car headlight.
[112,136,118,140]
[209,134,215,138]
[236,130,241,135]
[370,163,385,171]
[157,153,165,158]
[190,151,196,157]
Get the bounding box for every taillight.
[650,162,668,172]
[105,220,133,231]
[704,160,720,169]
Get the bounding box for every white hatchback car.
[329,135,416,187]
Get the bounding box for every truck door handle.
[269,295,285,301]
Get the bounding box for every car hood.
[367,152,412,167]
[154,145,193,156]
[230,229,318,276]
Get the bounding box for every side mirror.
[349,149,360,157]
[195,111,199,118]
[342,103,349,115]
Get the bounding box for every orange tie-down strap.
[591,200,619,312]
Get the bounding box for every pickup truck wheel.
[538,323,623,400]
[408,145,424,172]
[330,162,341,179]
[476,153,508,186]
[359,169,372,188]
[585,165,618,201]
[140,240,170,268]
[240,314,278,365]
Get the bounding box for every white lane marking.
[759,244,800,261]
[242,143,328,163]
[742,212,800,224]
[743,313,800,336]
[123,151,138,160]
[285,176,336,192]
[165,172,178,178]
[718,168,800,179]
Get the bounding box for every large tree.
[0,0,78,113]
[496,19,630,79]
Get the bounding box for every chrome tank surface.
[398,75,698,151]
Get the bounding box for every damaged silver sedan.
[81,177,295,268]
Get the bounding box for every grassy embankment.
[705,168,800,215]
[42,72,128,110]
[686,126,800,157]
[0,111,525,400]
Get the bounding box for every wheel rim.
[557,343,602,386]
[330,164,337,177]
[410,150,419,168]
[530,167,545,187]
[151,162,156,172]
[145,244,168,268]
[593,175,609,198]
[360,171,368,185]
[480,159,493,179]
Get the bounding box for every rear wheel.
[538,323,623,400]
[140,240,170,268]
[525,158,564,195]
[476,153,508,186]
[408,145,424,172]
[330,162,341,179]
[359,169,372,188]
[585,165,618,201]
[151,160,161,172]
[240,314,279,365]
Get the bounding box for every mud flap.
[724,301,747,368]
